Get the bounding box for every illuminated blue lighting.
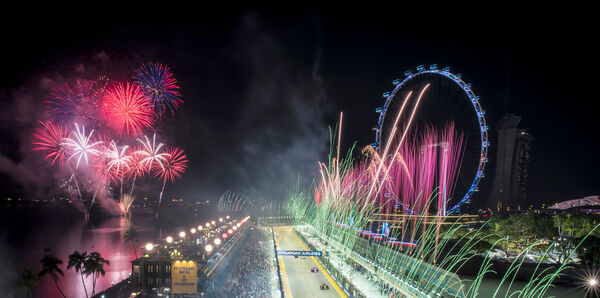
[375,66,489,215]
[386,240,417,247]
[375,107,384,113]
[429,64,438,70]
[392,79,400,85]
[383,91,390,98]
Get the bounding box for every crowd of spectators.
[218,228,273,297]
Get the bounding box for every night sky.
[1,4,598,209]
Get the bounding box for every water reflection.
[15,216,157,298]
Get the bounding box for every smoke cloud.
[182,14,330,203]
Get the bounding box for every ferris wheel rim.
[373,65,489,214]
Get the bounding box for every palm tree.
[14,268,40,298]
[67,251,89,298]
[124,226,139,259]
[84,251,110,296]
[38,250,66,298]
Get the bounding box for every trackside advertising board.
[277,250,329,257]
[172,260,197,294]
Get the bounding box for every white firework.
[105,140,132,175]
[135,133,170,171]
[62,123,103,169]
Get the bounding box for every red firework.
[155,146,188,183]
[32,121,70,167]
[94,153,120,184]
[126,149,148,178]
[100,82,154,136]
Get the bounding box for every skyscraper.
[488,115,533,209]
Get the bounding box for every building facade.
[488,115,533,209]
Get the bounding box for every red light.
[222,233,228,239]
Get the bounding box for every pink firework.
[94,154,119,184]
[155,146,188,183]
[32,121,69,167]
[154,146,188,206]
[100,82,154,136]
[62,123,103,169]
[135,133,170,170]
[126,150,147,178]
[126,150,148,197]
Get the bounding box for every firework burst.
[126,149,148,178]
[126,150,147,197]
[30,61,187,215]
[154,146,187,206]
[134,62,181,116]
[32,121,69,167]
[104,140,132,176]
[118,194,135,215]
[155,146,188,183]
[46,80,99,125]
[135,133,170,171]
[100,82,154,136]
[62,123,103,169]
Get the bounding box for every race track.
[273,226,344,298]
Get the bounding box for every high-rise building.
[488,115,533,209]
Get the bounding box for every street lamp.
[219,218,223,222]
[205,244,213,252]
[197,225,203,231]
[232,226,237,231]
[226,216,230,219]
[214,238,221,245]
[179,231,186,238]
[145,243,154,251]
[205,222,210,228]
[211,220,216,225]
[191,228,197,234]
[166,236,173,243]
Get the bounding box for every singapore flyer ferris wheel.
[373,64,488,214]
